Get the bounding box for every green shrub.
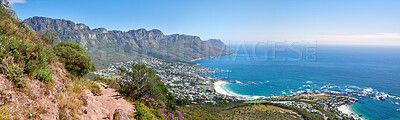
[0,35,31,64]
[135,101,155,120]
[0,9,56,87]
[0,56,26,88]
[92,76,120,89]
[54,42,95,76]
[22,42,56,76]
[89,82,101,96]
[24,59,40,74]
[44,47,56,64]
[0,34,54,77]
[117,64,176,111]
[43,30,59,45]
[7,65,26,88]
[36,69,53,83]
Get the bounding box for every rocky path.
[80,82,136,120]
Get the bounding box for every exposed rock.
[205,39,232,50]
[23,17,233,67]
[0,0,20,21]
[113,109,129,120]
[80,82,135,120]
[100,83,108,89]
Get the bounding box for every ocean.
[195,44,400,119]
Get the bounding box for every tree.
[117,63,176,110]
[54,41,95,76]
[43,29,59,45]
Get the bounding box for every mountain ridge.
[24,16,232,68]
[205,39,232,50]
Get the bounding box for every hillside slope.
[0,0,19,21]
[205,39,232,50]
[0,1,135,119]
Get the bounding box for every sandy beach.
[213,80,230,95]
[338,105,363,120]
[213,80,268,100]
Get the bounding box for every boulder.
[113,109,129,120]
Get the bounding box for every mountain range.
[24,17,232,68]
[205,39,232,50]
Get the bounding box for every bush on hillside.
[92,75,120,89]
[117,64,176,111]
[36,69,53,83]
[0,9,57,86]
[134,101,156,119]
[54,41,95,76]
[0,34,55,85]
[0,56,25,88]
[138,95,185,120]
[0,35,31,64]
[88,82,101,96]
[43,29,59,45]
[24,44,55,75]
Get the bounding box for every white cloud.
[8,0,26,5]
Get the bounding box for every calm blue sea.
[196,44,400,120]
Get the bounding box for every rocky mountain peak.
[23,16,233,67]
[93,28,108,33]
[1,0,20,21]
[205,39,232,50]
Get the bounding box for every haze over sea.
[196,43,400,119]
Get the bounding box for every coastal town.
[93,58,366,120]
[263,91,363,119]
[93,58,237,104]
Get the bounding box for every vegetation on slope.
[261,102,324,120]
[179,104,302,120]
[54,41,95,76]
[0,9,56,88]
[94,63,186,119]
[0,7,101,119]
[116,64,175,110]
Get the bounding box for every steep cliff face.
[24,17,232,67]
[205,39,232,50]
[0,0,20,21]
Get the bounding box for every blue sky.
[9,0,400,45]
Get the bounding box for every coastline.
[189,53,235,63]
[213,79,364,119]
[190,57,205,62]
[193,50,395,120]
[211,73,365,120]
[213,80,231,96]
[338,105,363,120]
[213,80,266,100]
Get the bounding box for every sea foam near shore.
[338,105,363,120]
[213,80,266,100]
[213,81,230,95]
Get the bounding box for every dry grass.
[54,77,102,119]
[312,95,331,100]
[251,105,288,112]
[0,9,44,45]
[0,107,10,120]
[0,8,105,119]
